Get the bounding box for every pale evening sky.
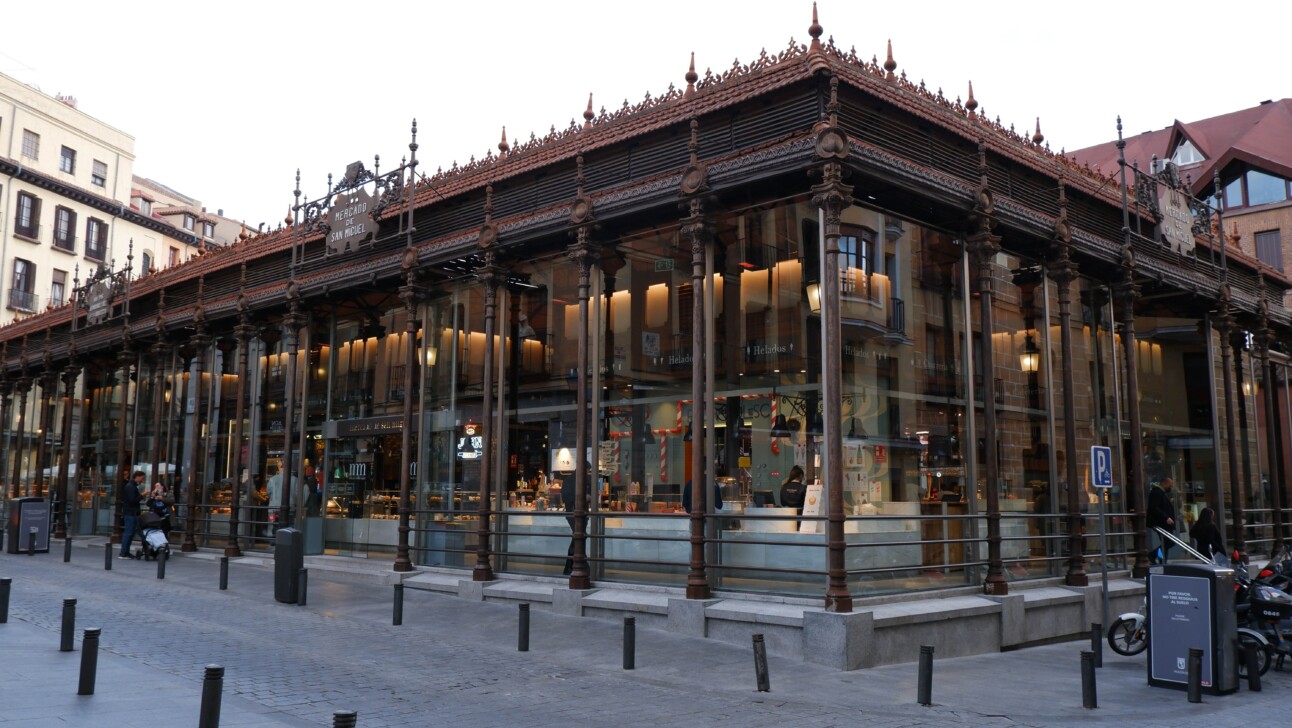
[2,1,1286,230]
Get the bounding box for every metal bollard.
[198,664,224,728]
[332,710,358,728]
[77,627,100,695]
[393,583,404,626]
[64,537,73,563]
[1090,623,1103,668]
[298,568,308,606]
[156,550,167,579]
[917,645,934,706]
[105,543,113,571]
[623,617,636,670]
[61,599,77,652]
[219,556,229,590]
[1187,647,1203,703]
[752,634,770,692]
[28,529,36,555]
[1243,642,1262,691]
[518,603,530,652]
[0,577,10,624]
[1081,650,1098,709]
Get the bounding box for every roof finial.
[883,39,897,80]
[284,205,293,226]
[498,126,509,156]
[583,93,594,129]
[1032,117,1044,145]
[809,2,823,52]
[684,52,698,97]
[965,81,978,117]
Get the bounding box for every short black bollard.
[1187,647,1203,703]
[1243,642,1262,691]
[333,710,358,728]
[219,556,229,590]
[156,550,167,579]
[917,645,934,706]
[1081,650,1098,709]
[27,529,36,555]
[64,537,73,563]
[198,664,224,728]
[0,577,10,623]
[104,543,112,571]
[77,627,100,695]
[518,603,530,652]
[60,599,77,652]
[752,633,770,692]
[392,583,404,626]
[297,568,308,606]
[623,617,636,670]
[1090,623,1103,668]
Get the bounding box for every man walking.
[1147,477,1176,563]
[119,470,145,559]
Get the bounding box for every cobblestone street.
[2,545,1288,727]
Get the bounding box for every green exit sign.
[654,259,674,272]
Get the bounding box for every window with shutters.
[1255,230,1283,271]
[15,192,40,239]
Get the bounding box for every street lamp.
[1019,332,1040,373]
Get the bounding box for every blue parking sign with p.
[1091,445,1113,489]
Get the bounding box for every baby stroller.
[137,511,171,561]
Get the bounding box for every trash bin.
[274,527,304,603]
[6,497,50,554]
[1146,561,1238,694]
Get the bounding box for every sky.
[2,1,1287,231]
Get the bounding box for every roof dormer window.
[1171,139,1204,166]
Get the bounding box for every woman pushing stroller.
[138,483,173,560]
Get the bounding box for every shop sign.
[799,483,825,534]
[654,258,674,272]
[457,422,483,460]
[744,340,795,362]
[85,281,113,325]
[642,332,660,358]
[1158,187,1195,254]
[326,188,376,254]
[872,445,887,463]
[334,415,405,437]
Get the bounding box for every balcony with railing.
[14,222,41,242]
[8,288,40,313]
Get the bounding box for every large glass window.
[1247,170,1288,206]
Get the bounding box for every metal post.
[917,645,934,705]
[198,664,224,728]
[0,577,10,623]
[393,583,404,626]
[623,616,635,670]
[77,627,100,696]
[156,549,167,579]
[219,556,228,590]
[1187,647,1203,703]
[1090,623,1103,668]
[27,529,36,555]
[297,568,308,606]
[64,537,72,563]
[1081,650,1097,708]
[60,598,76,651]
[1243,642,1262,691]
[104,542,112,570]
[332,711,358,728]
[517,603,530,652]
[752,634,770,692]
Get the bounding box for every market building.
[2,9,1290,632]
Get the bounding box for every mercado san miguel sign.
[326,187,376,255]
[1158,187,1195,255]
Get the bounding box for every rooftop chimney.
[55,93,78,109]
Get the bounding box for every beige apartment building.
[0,71,204,324]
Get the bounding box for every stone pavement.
[1,538,1288,727]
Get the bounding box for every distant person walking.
[1147,477,1177,563]
[118,471,146,559]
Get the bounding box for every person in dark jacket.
[560,465,588,576]
[1147,477,1177,563]
[682,479,724,513]
[1190,506,1226,560]
[146,482,173,540]
[118,470,146,559]
[779,465,807,514]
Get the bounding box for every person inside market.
[779,465,807,515]
[682,478,724,513]
[1147,477,1177,563]
[560,463,589,576]
[118,470,145,559]
[1189,506,1226,560]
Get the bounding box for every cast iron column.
[1053,262,1086,586]
[1257,318,1286,547]
[968,230,1009,593]
[54,362,80,539]
[148,340,167,491]
[182,327,208,553]
[279,287,306,529]
[10,373,31,496]
[0,377,9,500]
[226,316,254,556]
[395,259,421,573]
[810,79,854,611]
[1114,266,1150,577]
[113,342,133,544]
[472,256,501,582]
[682,197,711,599]
[35,368,56,513]
[1213,293,1246,561]
[567,238,597,590]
